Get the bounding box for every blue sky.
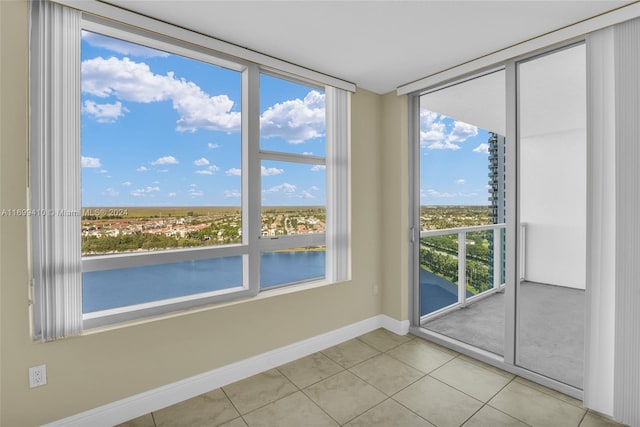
[81,31,493,208]
[81,31,326,207]
[419,108,493,206]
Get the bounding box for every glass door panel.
[516,44,586,388]
[417,70,507,356]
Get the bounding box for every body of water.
[83,251,325,313]
[419,268,473,316]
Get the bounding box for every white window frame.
[30,0,351,339]
[257,71,327,289]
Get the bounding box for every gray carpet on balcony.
[423,281,584,389]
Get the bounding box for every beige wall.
[0,1,410,425]
[380,92,410,321]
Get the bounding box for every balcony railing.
[418,223,506,322]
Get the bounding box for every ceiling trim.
[50,0,357,92]
[397,1,640,95]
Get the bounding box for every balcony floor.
[423,281,585,389]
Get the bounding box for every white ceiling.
[103,1,633,94]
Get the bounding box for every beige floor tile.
[222,369,298,415]
[394,376,483,427]
[387,338,457,374]
[514,376,583,407]
[344,399,435,427]
[278,352,343,388]
[463,405,529,427]
[431,357,512,402]
[154,389,239,427]
[580,411,627,427]
[349,353,424,395]
[304,370,386,424]
[489,381,586,426]
[243,391,338,427]
[220,417,249,427]
[357,328,413,352]
[115,413,155,427]
[321,338,379,368]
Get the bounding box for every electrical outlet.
[29,365,47,388]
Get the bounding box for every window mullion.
[259,150,325,165]
[82,244,249,272]
[244,64,261,293]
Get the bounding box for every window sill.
[80,277,346,337]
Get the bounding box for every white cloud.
[260,91,325,143]
[194,157,209,166]
[310,165,326,172]
[424,188,478,199]
[122,181,132,187]
[261,166,284,176]
[265,183,296,193]
[83,100,128,123]
[188,188,204,197]
[81,156,102,168]
[103,187,119,197]
[131,186,160,196]
[224,189,241,198]
[82,57,241,133]
[426,140,461,150]
[196,165,220,175]
[207,143,220,149]
[455,179,465,185]
[168,192,177,197]
[449,121,478,142]
[420,108,479,150]
[82,31,170,58]
[473,143,490,154]
[300,191,315,199]
[136,166,148,172]
[151,156,178,165]
[225,168,242,176]
[420,109,446,147]
[308,186,320,191]
[99,169,109,174]
[426,189,455,198]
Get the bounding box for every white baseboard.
[44,314,409,427]
[381,316,410,335]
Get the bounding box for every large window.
[30,2,350,339]
[259,74,327,288]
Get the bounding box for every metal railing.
[419,223,506,321]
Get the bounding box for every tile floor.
[118,330,625,427]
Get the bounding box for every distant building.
[488,132,506,284]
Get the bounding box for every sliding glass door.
[412,42,587,392]
[416,70,507,357]
[515,43,586,389]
